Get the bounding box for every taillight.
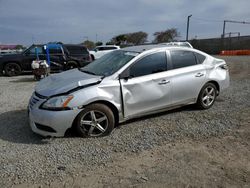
[87,54,92,62]
[219,64,228,70]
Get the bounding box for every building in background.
[0,44,24,54]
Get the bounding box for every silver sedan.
[28,44,230,137]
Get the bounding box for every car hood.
[35,69,103,97]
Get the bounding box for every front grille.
[35,92,47,99]
[29,92,47,109]
[35,123,57,133]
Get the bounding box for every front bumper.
[28,93,81,137]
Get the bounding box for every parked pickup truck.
[0,43,92,76]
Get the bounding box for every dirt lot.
[0,56,249,188]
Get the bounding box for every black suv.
[0,44,92,76]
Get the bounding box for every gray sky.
[0,0,250,46]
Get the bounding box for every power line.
[192,17,223,23]
[222,20,250,38]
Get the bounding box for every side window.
[194,52,206,64]
[129,52,167,77]
[98,47,105,51]
[171,50,197,69]
[105,47,116,50]
[29,47,43,54]
[66,46,87,55]
[49,48,62,55]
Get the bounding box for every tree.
[82,40,95,49]
[95,41,103,46]
[106,41,115,45]
[127,31,148,45]
[110,34,127,45]
[14,45,25,50]
[109,31,148,46]
[153,28,180,43]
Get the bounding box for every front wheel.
[76,103,115,137]
[196,83,217,109]
[4,63,22,76]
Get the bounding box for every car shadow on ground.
[0,102,223,143]
[0,109,49,144]
[10,77,36,83]
[118,105,196,128]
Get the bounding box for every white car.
[28,44,229,137]
[164,42,193,48]
[90,45,120,60]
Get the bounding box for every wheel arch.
[206,80,220,95]
[88,100,119,126]
[4,61,22,69]
[71,100,120,131]
[196,80,220,104]
[91,54,95,61]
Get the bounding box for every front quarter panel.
[68,79,122,113]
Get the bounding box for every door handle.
[195,73,204,77]
[158,80,170,85]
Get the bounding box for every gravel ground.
[0,56,249,187]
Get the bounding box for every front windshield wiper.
[80,69,97,76]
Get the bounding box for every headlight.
[41,95,74,110]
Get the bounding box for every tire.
[196,83,217,109]
[65,61,78,70]
[4,62,22,76]
[91,55,95,61]
[76,103,115,137]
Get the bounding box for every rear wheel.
[196,83,217,109]
[65,61,78,70]
[4,63,22,76]
[76,103,115,137]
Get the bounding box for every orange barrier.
[220,50,250,56]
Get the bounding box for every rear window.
[171,50,197,69]
[194,52,206,64]
[65,45,88,54]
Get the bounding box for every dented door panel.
[120,72,171,118]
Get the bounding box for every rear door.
[169,50,207,105]
[22,46,44,70]
[120,51,172,118]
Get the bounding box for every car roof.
[96,45,119,48]
[122,43,193,53]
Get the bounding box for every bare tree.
[153,28,180,43]
[82,40,95,49]
[127,31,148,45]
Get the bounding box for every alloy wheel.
[79,110,109,137]
[202,86,216,107]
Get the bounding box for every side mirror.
[119,70,130,80]
[24,51,30,56]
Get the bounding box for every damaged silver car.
[28,44,230,137]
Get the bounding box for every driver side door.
[120,51,172,118]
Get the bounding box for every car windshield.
[81,50,139,76]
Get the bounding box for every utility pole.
[186,14,192,41]
[222,20,250,38]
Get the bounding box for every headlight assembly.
[41,95,74,110]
